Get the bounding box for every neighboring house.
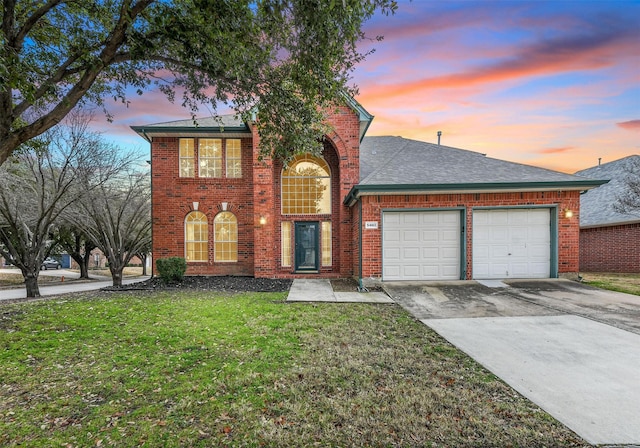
[132,99,605,284]
[575,155,640,273]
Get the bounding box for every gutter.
[344,180,609,207]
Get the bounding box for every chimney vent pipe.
[437,131,442,145]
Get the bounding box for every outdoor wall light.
[259,216,267,225]
[564,209,573,218]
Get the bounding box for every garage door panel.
[473,209,551,279]
[403,247,420,259]
[422,229,439,242]
[442,246,459,258]
[442,229,459,242]
[403,229,420,242]
[383,210,461,281]
[384,229,400,242]
[421,266,439,277]
[490,212,509,225]
[385,247,401,260]
[383,265,400,278]
[421,213,439,225]
[422,247,439,259]
[490,245,509,258]
[402,214,420,225]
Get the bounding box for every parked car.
[41,258,61,270]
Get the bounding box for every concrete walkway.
[0,276,151,301]
[287,279,393,303]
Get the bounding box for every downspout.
[358,199,367,292]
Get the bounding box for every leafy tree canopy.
[0,0,397,166]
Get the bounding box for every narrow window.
[281,221,292,267]
[179,139,195,177]
[185,211,208,262]
[214,212,238,262]
[199,138,222,178]
[226,139,242,178]
[321,221,332,266]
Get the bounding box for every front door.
[295,222,319,271]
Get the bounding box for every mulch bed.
[102,276,293,293]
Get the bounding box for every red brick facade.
[357,191,581,280]
[148,105,583,281]
[150,106,361,278]
[580,223,640,273]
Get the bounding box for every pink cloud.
[360,27,636,102]
[617,120,640,131]
[537,146,575,154]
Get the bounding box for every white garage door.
[383,210,461,281]
[473,208,551,279]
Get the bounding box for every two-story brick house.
[132,98,605,284]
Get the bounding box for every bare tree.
[0,111,134,297]
[613,157,640,217]
[72,171,151,287]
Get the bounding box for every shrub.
[156,257,187,283]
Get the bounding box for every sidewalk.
[287,279,393,303]
[0,276,151,301]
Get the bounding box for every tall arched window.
[185,211,208,262]
[214,212,238,262]
[281,154,331,215]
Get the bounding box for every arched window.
[185,211,208,262]
[214,212,238,262]
[281,154,331,215]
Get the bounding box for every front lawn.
[0,291,588,447]
[581,272,640,296]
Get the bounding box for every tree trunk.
[140,253,148,276]
[79,255,90,279]
[23,271,41,298]
[110,266,123,287]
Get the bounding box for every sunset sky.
[96,0,640,174]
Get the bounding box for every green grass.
[0,291,589,447]
[581,272,640,296]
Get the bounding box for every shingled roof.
[575,155,640,228]
[344,136,607,205]
[131,115,251,141]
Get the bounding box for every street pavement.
[0,274,150,301]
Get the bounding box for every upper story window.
[281,154,331,215]
[199,139,222,178]
[179,139,195,177]
[226,139,242,178]
[178,138,242,178]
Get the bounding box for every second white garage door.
[473,208,551,279]
[383,210,461,281]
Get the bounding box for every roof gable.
[575,155,640,228]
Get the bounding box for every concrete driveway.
[384,279,640,446]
